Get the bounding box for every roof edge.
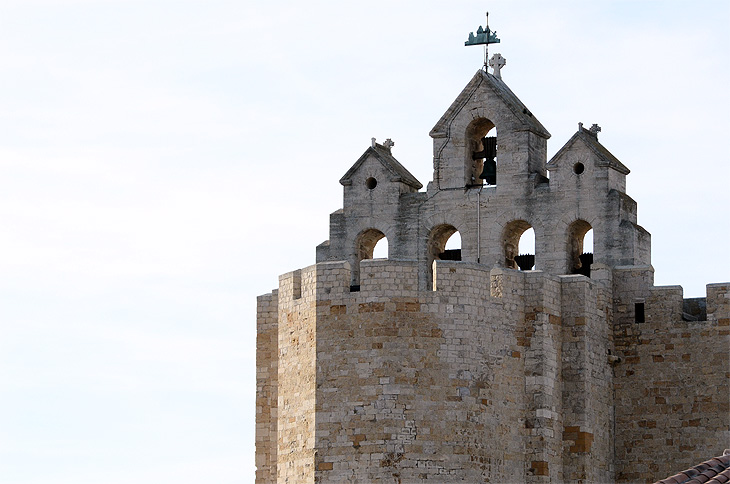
[430,70,551,139]
[547,127,630,175]
[340,144,422,190]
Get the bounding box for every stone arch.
[567,219,593,277]
[465,117,497,186]
[428,224,461,263]
[351,228,387,289]
[427,224,462,289]
[502,220,534,270]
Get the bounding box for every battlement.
[359,259,419,298]
[274,258,586,305]
[274,259,729,323]
[707,283,730,318]
[613,280,730,482]
[277,261,350,302]
[260,257,728,483]
[646,283,730,323]
[260,257,622,482]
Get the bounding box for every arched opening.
[516,227,535,270]
[428,225,461,263]
[443,231,462,259]
[351,228,386,290]
[568,220,593,277]
[428,225,461,289]
[503,220,535,271]
[372,236,388,259]
[465,118,497,187]
[584,228,593,253]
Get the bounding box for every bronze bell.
[479,158,496,185]
[474,136,497,185]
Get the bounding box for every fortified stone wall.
[256,57,728,484]
[257,261,729,484]
[613,277,730,483]
[313,260,529,482]
[257,259,621,483]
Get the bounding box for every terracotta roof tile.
[655,453,730,484]
[664,476,688,484]
[714,471,730,483]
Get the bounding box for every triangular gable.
[430,69,550,139]
[340,143,423,189]
[547,128,630,175]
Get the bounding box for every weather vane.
[465,12,501,71]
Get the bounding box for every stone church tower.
[256,26,729,484]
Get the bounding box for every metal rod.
[477,186,482,263]
[485,12,489,71]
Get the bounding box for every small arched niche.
[351,228,386,290]
[428,225,461,289]
[503,220,535,271]
[465,118,498,187]
[568,220,593,277]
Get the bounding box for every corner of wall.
[256,289,279,483]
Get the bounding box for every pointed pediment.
[547,128,630,174]
[430,69,550,139]
[340,143,422,190]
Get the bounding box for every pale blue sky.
[1,1,728,483]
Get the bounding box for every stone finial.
[371,137,377,148]
[488,53,506,79]
[578,122,584,131]
[383,138,395,151]
[589,124,602,136]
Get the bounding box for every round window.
[366,177,377,189]
[573,162,585,175]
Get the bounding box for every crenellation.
[613,275,730,482]
[707,283,730,320]
[277,269,300,301]
[360,259,419,298]
[646,285,684,323]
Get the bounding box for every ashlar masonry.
[256,57,729,484]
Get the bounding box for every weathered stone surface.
[255,69,729,483]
